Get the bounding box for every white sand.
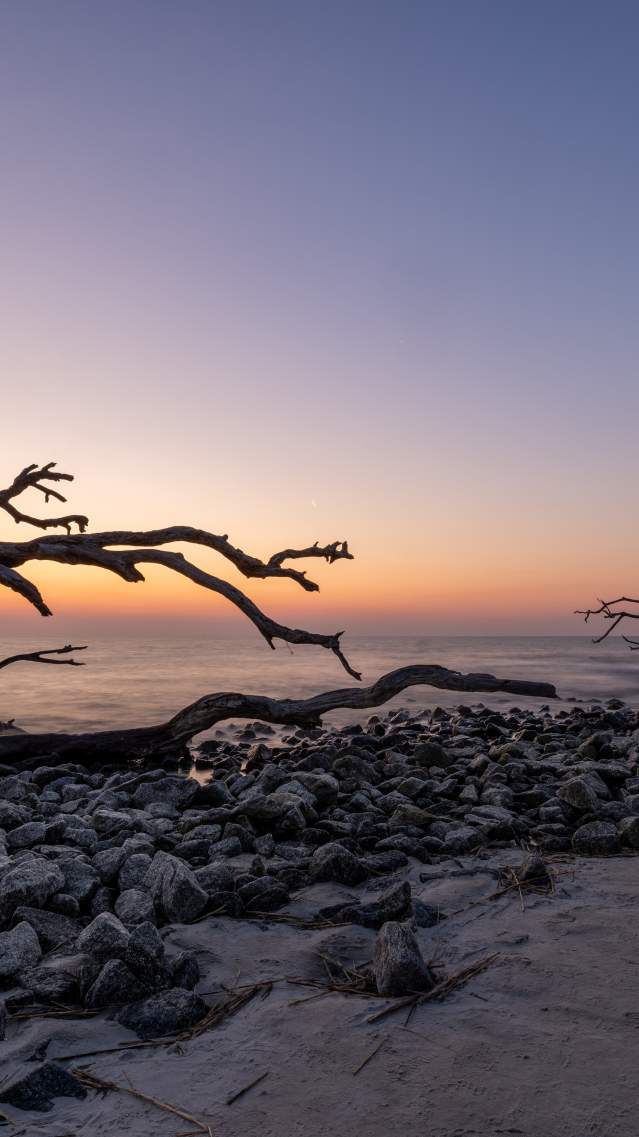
[4,851,638,1137]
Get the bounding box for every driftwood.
[0,461,358,676]
[0,664,557,763]
[0,645,87,671]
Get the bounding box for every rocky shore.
[0,695,638,1127]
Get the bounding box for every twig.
[226,1071,269,1105]
[72,1068,211,1133]
[366,953,499,1024]
[352,1037,387,1076]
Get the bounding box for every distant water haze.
[1,635,636,739]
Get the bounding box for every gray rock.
[617,815,639,849]
[237,875,289,912]
[0,857,65,920]
[0,921,41,980]
[373,921,434,996]
[115,889,156,926]
[572,820,619,856]
[117,987,207,1039]
[6,821,47,849]
[413,741,452,768]
[0,999,5,1040]
[61,858,100,904]
[12,906,79,951]
[85,959,148,1008]
[144,852,208,923]
[309,842,368,886]
[0,1062,86,1112]
[20,963,79,1004]
[442,825,481,854]
[118,853,153,891]
[77,912,130,961]
[171,950,200,990]
[321,881,413,929]
[557,777,600,813]
[125,922,170,989]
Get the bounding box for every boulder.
[115,889,156,926]
[309,842,368,886]
[144,852,208,923]
[0,921,41,981]
[117,987,206,1039]
[0,857,65,920]
[373,921,434,996]
[0,1063,86,1112]
[85,959,148,1008]
[77,912,130,962]
[572,820,619,856]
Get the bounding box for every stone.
[77,912,130,962]
[117,987,207,1039]
[85,959,148,1008]
[557,777,600,813]
[413,740,452,767]
[572,820,619,856]
[321,881,412,929]
[617,815,639,849]
[309,842,368,886]
[61,858,100,904]
[0,857,65,920]
[125,922,170,988]
[171,950,200,989]
[373,921,434,996]
[144,852,208,923]
[0,921,42,980]
[0,1063,86,1112]
[442,826,481,854]
[6,821,47,849]
[12,906,79,951]
[118,853,153,891]
[237,875,289,912]
[20,963,79,1004]
[115,889,156,926]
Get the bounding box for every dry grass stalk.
[352,1036,387,1076]
[72,1068,212,1134]
[226,1070,269,1105]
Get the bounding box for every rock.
[117,987,207,1039]
[171,950,200,989]
[519,851,552,887]
[0,999,5,1040]
[557,777,600,813]
[61,858,100,904]
[118,853,154,891]
[85,959,148,1008]
[6,821,47,850]
[0,921,42,980]
[373,921,434,996]
[77,912,130,962]
[19,963,79,1004]
[0,857,65,920]
[0,1062,87,1112]
[572,820,619,856]
[144,852,208,923]
[237,875,289,912]
[442,826,481,855]
[125,922,170,988]
[115,888,156,926]
[132,776,199,810]
[617,815,639,849]
[321,881,413,929]
[413,740,452,767]
[12,906,79,951]
[309,842,368,886]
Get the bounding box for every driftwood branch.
[576,596,639,649]
[0,665,557,763]
[0,645,87,671]
[0,462,88,533]
[0,462,357,676]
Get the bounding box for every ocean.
[1,634,637,740]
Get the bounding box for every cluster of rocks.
[0,697,638,1045]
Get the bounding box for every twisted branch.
[0,463,88,533]
[0,664,558,763]
[575,596,639,648]
[0,463,358,676]
[0,645,87,670]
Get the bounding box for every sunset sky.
[2,1,638,639]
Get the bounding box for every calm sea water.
[0,635,637,739]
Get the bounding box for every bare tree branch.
[0,463,358,676]
[0,463,89,533]
[575,596,639,645]
[0,644,87,670]
[0,664,558,763]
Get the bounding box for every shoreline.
[0,697,638,1132]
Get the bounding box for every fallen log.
[0,664,557,764]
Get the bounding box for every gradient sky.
[1,0,638,639]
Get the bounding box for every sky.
[1,0,638,640]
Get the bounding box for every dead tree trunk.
[0,664,557,763]
[576,597,639,649]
